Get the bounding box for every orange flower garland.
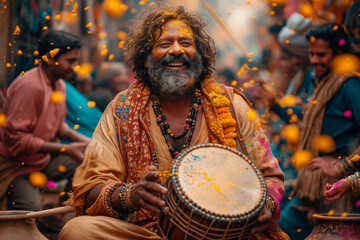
[208,89,237,149]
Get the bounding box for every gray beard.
[146,54,203,100]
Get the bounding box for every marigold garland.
[208,90,237,149]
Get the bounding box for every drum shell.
[158,179,261,240]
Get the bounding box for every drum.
[158,143,267,240]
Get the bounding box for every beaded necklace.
[151,88,201,158]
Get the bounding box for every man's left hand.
[251,206,272,234]
[308,157,340,178]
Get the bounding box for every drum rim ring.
[170,143,267,223]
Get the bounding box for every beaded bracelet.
[118,183,138,212]
[103,182,123,217]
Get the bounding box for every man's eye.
[181,42,191,47]
[159,43,170,47]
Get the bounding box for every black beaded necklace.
[151,88,201,158]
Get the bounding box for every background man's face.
[309,39,334,77]
[51,48,80,81]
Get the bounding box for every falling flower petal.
[118,40,125,48]
[29,172,48,187]
[50,91,65,104]
[311,135,336,153]
[58,164,67,173]
[328,209,334,216]
[14,26,20,35]
[281,124,300,145]
[247,109,257,121]
[351,154,360,162]
[0,113,7,126]
[41,55,48,62]
[87,101,96,108]
[49,48,60,58]
[291,150,313,169]
[104,0,128,18]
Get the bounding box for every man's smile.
[164,61,187,70]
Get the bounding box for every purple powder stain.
[339,39,346,46]
[356,200,360,207]
[344,110,352,118]
[47,180,56,188]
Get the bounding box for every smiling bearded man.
[60,6,288,240]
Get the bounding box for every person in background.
[281,23,360,239]
[0,30,90,212]
[255,13,314,220]
[256,13,313,116]
[72,73,93,97]
[88,62,131,111]
[64,73,102,140]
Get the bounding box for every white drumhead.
[176,146,262,216]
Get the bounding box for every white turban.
[278,13,314,58]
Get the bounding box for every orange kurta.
[67,80,284,229]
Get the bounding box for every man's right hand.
[130,165,168,214]
[65,142,88,164]
[323,179,350,201]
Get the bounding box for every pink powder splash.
[344,110,352,118]
[338,39,346,46]
[258,135,281,170]
[356,200,360,207]
[47,180,56,188]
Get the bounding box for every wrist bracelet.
[103,182,122,217]
[265,195,276,216]
[118,183,138,212]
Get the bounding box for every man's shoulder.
[341,75,360,93]
[113,89,129,103]
[8,67,43,92]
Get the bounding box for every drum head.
[171,143,266,220]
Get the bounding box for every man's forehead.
[155,20,194,39]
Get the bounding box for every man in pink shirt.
[0,30,90,211]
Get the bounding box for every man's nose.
[310,55,319,64]
[71,60,80,69]
[169,42,185,56]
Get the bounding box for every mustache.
[159,55,191,66]
[312,64,326,68]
